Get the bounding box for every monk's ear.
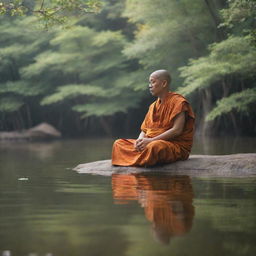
[162,80,167,87]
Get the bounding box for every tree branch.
[40,0,45,10]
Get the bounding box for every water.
[0,137,255,256]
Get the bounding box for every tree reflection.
[112,174,195,244]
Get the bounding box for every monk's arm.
[136,112,185,151]
[151,111,185,141]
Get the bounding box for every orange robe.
[112,92,195,166]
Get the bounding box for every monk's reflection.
[112,174,194,245]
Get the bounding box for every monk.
[112,69,195,166]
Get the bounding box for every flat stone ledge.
[73,153,256,177]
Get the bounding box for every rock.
[0,122,61,141]
[0,131,30,140]
[27,122,61,139]
[73,153,256,177]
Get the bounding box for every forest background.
[0,0,255,137]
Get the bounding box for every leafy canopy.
[178,35,256,96]
[177,0,256,123]
[206,88,256,121]
[0,0,102,28]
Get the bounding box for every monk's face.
[149,74,167,97]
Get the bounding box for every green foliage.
[40,84,105,105]
[0,2,148,133]
[220,0,256,44]
[0,0,102,29]
[0,16,52,117]
[0,96,24,112]
[178,35,256,96]
[0,80,47,96]
[0,0,255,135]
[0,1,27,16]
[122,0,217,87]
[220,0,256,29]
[177,0,256,132]
[206,88,256,121]
[73,95,141,117]
[21,24,145,117]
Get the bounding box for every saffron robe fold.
[112,92,195,166]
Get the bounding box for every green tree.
[178,0,256,135]
[1,0,255,136]
[0,16,52,130]
[122,0,220,89]
[24,25,145,116]
[0,3,146,135]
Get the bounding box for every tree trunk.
[230,111,239,135]
[222,77,230,97]
[58,111,63,131]
[201,87,214,136]
[204,0,225,40]
[75,115,82,134]
[25,104,33,128]
[99,116,113,137]
[82,116,90,135]
[178,2,201,56]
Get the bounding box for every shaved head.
[148,70,171,98]
[150,70,171,86]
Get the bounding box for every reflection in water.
[112,174,195,245]
[0,141,62,160]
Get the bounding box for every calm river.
[0,136,255,256]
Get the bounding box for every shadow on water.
[112,174,194,245]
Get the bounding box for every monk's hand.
[134,139,142,151]
[135,138,153,151]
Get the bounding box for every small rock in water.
[2,250,11,256]
[18,177,29,181]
